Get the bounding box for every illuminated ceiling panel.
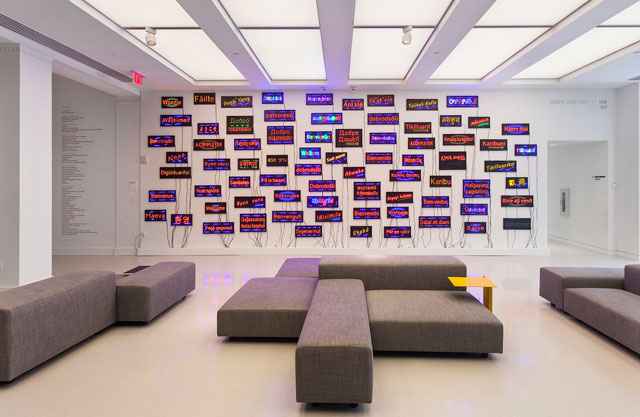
[84,0,197,27]
[241,29,325,80]
[514,27,640,78]
[354,0,451,26]
[220,0,319,27]
[602,1,640,25]
[431,28,546,79]
[350,28,432,79]
[477,0,587,26]
[129,29,245,80]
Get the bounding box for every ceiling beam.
[177,0,270,87]
[404,0,496,85]
[317,0,355,88]
[482,0,639,85]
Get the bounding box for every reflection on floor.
[2,242,639,417]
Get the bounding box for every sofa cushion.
[275,258,320,278]
[366,290,503,353]
[539,267,624,310]
[564,288,640,354]
[624,264,640,296]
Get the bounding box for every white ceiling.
[0,0,638,90]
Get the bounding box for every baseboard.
[53,247,117,255]
[136,247,550,256]
[548,235,614,255]
[114,247,136,255]
[612,250,640,261]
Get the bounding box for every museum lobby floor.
[1,242,639,417]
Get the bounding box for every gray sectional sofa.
[540,264,640,354]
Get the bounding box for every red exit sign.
[131,71,143,86]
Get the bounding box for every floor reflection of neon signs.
[305,131,332,143]
[506,177,528,189]
[315,210,342,222]
[300,147,321,159]
[402,154,424,166]
[296,225,322,238]
[515,144,537,156]
[309,180,336,192]
[171,214,192,226]
[274,190,301,202]
[203,158,230,170]
[485,161,517,172]
[343,99,364,111]
[204,202,227,214]
[447,96,478,107]
[148,136,175,147]
[149,190,176,202]
[408,138,435,149]
[203,222,234,234]
[503,218,532,230]
[306,93,333,105]
[390,170,421,181]
[351,226,373,238]
[354,182,381,200]
[307,196,339,208]
[272,211,304,222]
[502,123,529,135]
[387,206,409,219]
[311,113,342,124]
[370,132,397,144]
[384,226,411,238]
[260,174,287,186]
[406,98,438,111]
[365,152,393,164]
[240,214,267,232]
[197,123,219,135]
[326,152,347,164]
[194,185,221,197]
[161,115,191,126]
[144,210,166,221]
[463,180,490,198]
[419,216,451,228]
[501,195,534,207]
[460,204,488,215]
[353,207,381,219]
[422,196,449,208]
[368,113,399,125]
[262,92,283,104]
[194,139,224,151]
[464,222,486,234]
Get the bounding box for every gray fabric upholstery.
[624,264,640,296]
[116,262,195,322]
[539,267,624,310]
[366,290,503,353]
[296,279,373,404]
[217,277,318,338]
[275,258,320,278]
[0,271,116,382]
[319,255,466,291]
[565,288,640,354]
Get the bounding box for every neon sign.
[197,123,219,135]
[469,116,490,129]
[194,139,224,151]
[440,115,462,127]
[367,113,399,125]
[419,216,451,228]
[480,139,507,151]
[370,132,397,144]
[408,138,435,149]
[387,206,409,219]
[266,126,294,144]
[422,196,449,208]
[274,190,301,203]
[515,144,537,156]
[144,210,166,222]
[462,180,490,198]
[430,176,452,187]
[227,116,253,134]
[234,138,261,150]
[354,182,380,200]
[306,93,333,105]
[161,96,183,108]
[166,152,188,164]
[307,196,338,208]
[367,95,394,107]
[229,176,250,188]
[260,174,287,186]
[506,177,528,189]
[402,154,424,166]
[501,195,534,207]
[351,226,373,238]
[203,158,230,170]
[272,211,304,223]
[295,164,322,176]
[365,152,393,164]
[502,123,529,135]
[311,113,342,124]
[240,214,267,232]
[503,218,531,230]
[343,99,364,111]
[234,196,266,208]
[203,222,234,234]
[305,131,332,143]
[353,207,381,219]
[384,226,411,238]
[404,122,431,134]
[406,99,438,111]
[336,129,363,147]
[309,180,336,192]
[262,92,283,104]
[344,166,365,179]
[221,96,252,108]
[300,147,321,159]
[161,115,191,126]
[194,93,215,105]
[296,225,322,238]
[149,190,175,202]
[439,152,467,170]
[447,96,478,107]
[160,167,191,179]
[315,210,342,222]
[148,135,175,147]
[171,214,192,226]
[386,192,413,204]
[205,202,227,214]
[264,110,295,122]
[485,161,517,172]
[194,185,221,197]
[390,170,421,181]
[443,134,474,146]
[325,152,347,164]
[464,222,486,234]
[238,158,260,170]
[266,155,288,167]
[460,204,488,216]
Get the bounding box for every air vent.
[0,13,131,83]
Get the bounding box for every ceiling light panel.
[349,28,432,79]
[129,29,245,80]
[84,0,197,27]
[602,1,640,25]
[514,27,640,78]
[431,28,546,79]
[220,0,319,27]
[241,29,325,80]
[477,0,587,26]
[354,0,451,26]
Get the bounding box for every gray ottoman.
[366,290,503,354]
[296,279,373,404]
[539,267,624,310]
[116,262,195,323]
[217,277,318,338]
[275,258,320,278]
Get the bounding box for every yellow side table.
[448,276,496,311]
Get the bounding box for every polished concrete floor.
[1,242,639,416]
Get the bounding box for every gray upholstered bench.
[296,279,373,405]
[217,277,318,338]
[539,267,624,310]
[275,258,320,278]
[0,271,116,382]
[116,262,195,323]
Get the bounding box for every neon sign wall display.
[309,180,336,192]
[351,226,373,238]
[390,170,421,182]
[274,190,301,203]
[368,113,399,125]
[203,222,234,234]
[365,152,393,164]
[229,176,250,188]
[240,214,267,232]
[166,152,188,164]
[503,218,531,230]
[501,195,534,207]
[264,110,295,122]
[221,96,252,108]
[387,206,409,219]
[305,131,332,143]
[205,203,227,214]
[311,113,342,124]
[463,180,491,198]
[485,161,517,172]
[367,95,394,106]
[419,216,451,228]
[145,210,166,222]
[296,225,322,238]
[406,99,438,111]
[502,123,530,135]
[300,147,321,159]
[234,196,266,208]
[343,99,364,111]
[386,192,413,204]
[171,214,193,226]
[266,155,288,167]
[344,166,365,179]
[404,122,431,134]
[238,158,260,170]
[402,154,424,166]
[260,174,287,186]
[315,210,342,222]
[480,139,507,151]
[161,96,183,108]
[307,196,339,208]
[447,96,478,107]
[384,226,411,238]
[194,139,224,151]
[272,211,304,223]
[234,139,261,150]
[506,177,528,189]
[354,182,381,200]
[194,93,216,105]
[464,222,486,234]
[430,176,452,187]
[160,167,191,179]
[336,129,363,147]
[161,115,192,126]
[262,92,283,104]
[266,126,294,144]
[203,158,230,170]
[439,152,467,170]
[469,116,490,129]
[149,190,175,202]
[197,123,219,135]
[306,93,333,105]
[148,136,175,147]
[295,164,322,176]
[443,134,474,146]
[460,204,488,216]
[515,144,537,156]
[227,116,253,134]
[440,115,462,127]
[194,185,221,197]
[326,152,347,164]
[422,196,449,208]
[408,138,435,149]
[353,207,381,219]
[370,132,397,144]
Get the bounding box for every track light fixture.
[402,26,412,45]
[145,27,157,47]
